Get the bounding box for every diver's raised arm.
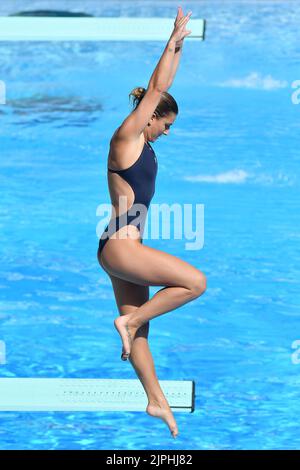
[148,8,192,92]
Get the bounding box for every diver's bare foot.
[114,315,138,361]
[146,400,179,439]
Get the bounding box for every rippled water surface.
[0,0,300,450]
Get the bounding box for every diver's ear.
[148,113,156,125]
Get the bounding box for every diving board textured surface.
[0,378,195,412]
[0,17,205,41]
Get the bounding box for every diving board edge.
[0,17,206,41]
[0,378,196,413]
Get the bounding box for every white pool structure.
[0,16,206,41]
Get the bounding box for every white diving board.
[0,17,206,41]
[0,378,195,413]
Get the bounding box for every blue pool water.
[0,0,300,450]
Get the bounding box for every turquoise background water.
[0,0,300,450]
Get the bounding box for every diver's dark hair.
[129,87,178,117]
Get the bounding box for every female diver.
[97,8,206,438]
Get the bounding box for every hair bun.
[129,86,146,108]
[128,86,178,117]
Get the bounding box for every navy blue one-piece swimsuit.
[98,140,158,254]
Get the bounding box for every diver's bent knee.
[189,271,207,298]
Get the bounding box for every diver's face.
[147,113,177,141]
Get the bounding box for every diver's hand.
[170,7,192,43]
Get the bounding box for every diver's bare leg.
[129,323,179,438]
